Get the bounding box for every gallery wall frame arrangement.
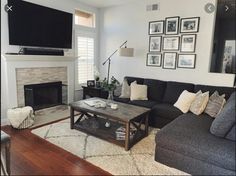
[163,52,177,69]
[147,16,200,69]
[165,16,180,35]
[146,53,162,67]
[180,17,200,33]
[180,34,196,52]
[163,36,180,51]
[178,54,196,69]
[149,20,164,35]
[149,36,162,52]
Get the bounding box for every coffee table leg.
[145,113,149,136]
[125,122,130,151]
[70,107,74,129]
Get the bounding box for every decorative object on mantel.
[165,16,180,35]
[180,17,200,33]
[163,52,177,69]
[102,41,134,84]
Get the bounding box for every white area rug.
[31,119,188,175]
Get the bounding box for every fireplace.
[24,82,62,110]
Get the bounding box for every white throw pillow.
[174,90,196,113]
[130,82,148,101]
[119,79,133,98]
[190,91,209,115]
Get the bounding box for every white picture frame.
[146,53,162,67]
[163,52,177,69]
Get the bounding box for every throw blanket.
[7,106,34,128]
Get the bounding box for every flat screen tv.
[8,0,73,49]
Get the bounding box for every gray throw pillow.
[210,92,235,137]
[225,125,236,141]
[204,91,226,117]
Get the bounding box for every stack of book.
[115,126,137,140]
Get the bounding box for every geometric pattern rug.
[31,119,188,175]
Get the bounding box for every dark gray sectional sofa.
[114,76,236,175]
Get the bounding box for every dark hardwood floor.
[1,125,111,175]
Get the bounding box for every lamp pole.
[102,41,127,83]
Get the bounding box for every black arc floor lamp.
[102,41,134,83]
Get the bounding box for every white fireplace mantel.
[1,54,77,120]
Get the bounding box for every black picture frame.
[180,34,197,52]
[149,36,162,52]
[162,36,180,51]
[87,80,95,87]
[177,54,196,69]
[180,17,200,33]
[165,16,180,35]
[149,20,164,35]
[163,52,177,69]
[146,53,162,67]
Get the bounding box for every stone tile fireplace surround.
[1,54,76,120]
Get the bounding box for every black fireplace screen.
[24,82,62,110]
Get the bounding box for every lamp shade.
[119,48,134,57]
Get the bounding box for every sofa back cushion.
[226,125,236,141]
[124,76,144,85]
[143,79,166,102]
[194,85,235,100]
[163,81,194,104]
[210,92,235,138]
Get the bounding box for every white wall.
[1,0,99,123]
[99,0,235,87]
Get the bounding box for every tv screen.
[8,0,73,49]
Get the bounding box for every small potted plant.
[101,76,120,101]
[94,67,101,87]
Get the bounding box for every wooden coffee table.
[70,98,150,151]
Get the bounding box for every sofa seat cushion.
[113,97,130,103]
[128,100,158,108]
[155,113,236,171]
[151,104,183,120]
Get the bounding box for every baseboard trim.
[1,118,9,126]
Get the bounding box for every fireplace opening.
[24,82,62,110]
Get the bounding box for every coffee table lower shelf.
[72,117,146,150]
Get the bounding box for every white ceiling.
[76,0,136,8]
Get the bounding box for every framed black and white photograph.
[163,52,177,69]
[146,53,162,67]
[149,36,162,52]
[87,80,95,87]
[163,36,180,50]
[165,16,180,35]
[180,17,200,33]
[181,34,196,52]
[149,20,164,35]
[178,54,196,69]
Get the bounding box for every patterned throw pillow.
[204,91,226,117]
[190,91,209,115]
